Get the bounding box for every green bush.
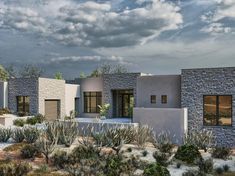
[184,129,214,152]
[153,151,169,167]
[21,144,39,159]
[0,161,32,176]
[154,131,174,153]
[198,158,213,174]
[17,111,29,117]
[174,144,202,164]
[26,114,44,125]
[52,150,69,169]
[211,147,231,160]
[13,119,26,127]
[12,128,25,143]
[0,108,11,115]
[223,164,230,172]
[143,163,170,176]
[0,128,12,142]
[215,167,223,175]
[24,127,40,143]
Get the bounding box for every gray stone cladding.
[103,73,141,117]
[38,78,65,119]
[8,78,39,115]
[181,67,235,147]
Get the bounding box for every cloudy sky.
[0,0,235,79]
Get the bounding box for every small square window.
[161,95,167,104]
[150,95,156,104]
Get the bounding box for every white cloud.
[0,0,183,48]
[201,0,235,35]
[48,55,131,65]
[0,5,48,33]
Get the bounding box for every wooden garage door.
[45,100,60,121]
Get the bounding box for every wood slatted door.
[45,100,60,121]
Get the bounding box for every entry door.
[122,94,134,117]
[45,100,60,121]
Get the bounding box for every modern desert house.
[0,67,234,146]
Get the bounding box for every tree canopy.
[0,65,9,81]
[19,64,43,78]
[89,64,128,77]
[54,72,63,80]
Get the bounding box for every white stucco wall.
[133,107,188,144]
[136,75,181,108]
[65,84,80,116]
[0,82,8,108]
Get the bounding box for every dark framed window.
[161,95,167,104]
[84,92,102,113]
[17,96,30,113]
[203,95,232,126]
[150,95,156,104]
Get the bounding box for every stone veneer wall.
[181,67,235,147]
[8,78,38,115]
[38,78,65,119]
[103,73,141,117]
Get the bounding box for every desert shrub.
[154,131,174,153]
[17,111,29,117]
[12,128,25,143]
[24,127,40,143]
[0,108,11,115]
[104,154,139,176]
[198,158,213,174]
[143,163,170,176]
[26,114,44,125]
[153,151,169,167]
[21,144,39,159]
[184,129,214,152]
[215,167,224,175]
[0,128,12,142]
[58,120,78,147]
[13,118,26,127]
[36,131,58,164]
[211,147,231,160]
[0,161,32,176]
[3,142,27,152]
[135,125,154,148]
[174,144,202,164]
[45,121,78,147]
[223,164,230,172]
[52,150,69,169]
[142,150,148,157]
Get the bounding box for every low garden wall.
[133,107,188,144]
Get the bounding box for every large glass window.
[17,96,30,113]
[203,95,232,126]
[84,92,102,113]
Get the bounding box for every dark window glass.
[17,96,30,113]
[84,92,102,113]
[150,95,156,104]
[203,95,232,126]
[161,95,167,104]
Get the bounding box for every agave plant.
[0,128,12,142]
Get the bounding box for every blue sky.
[0,0,235,78]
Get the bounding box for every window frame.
[16,96,30,113]
[84,92,102,113]
[161,95,167,104]
[150,95,156,104]
[203,95,233,127]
